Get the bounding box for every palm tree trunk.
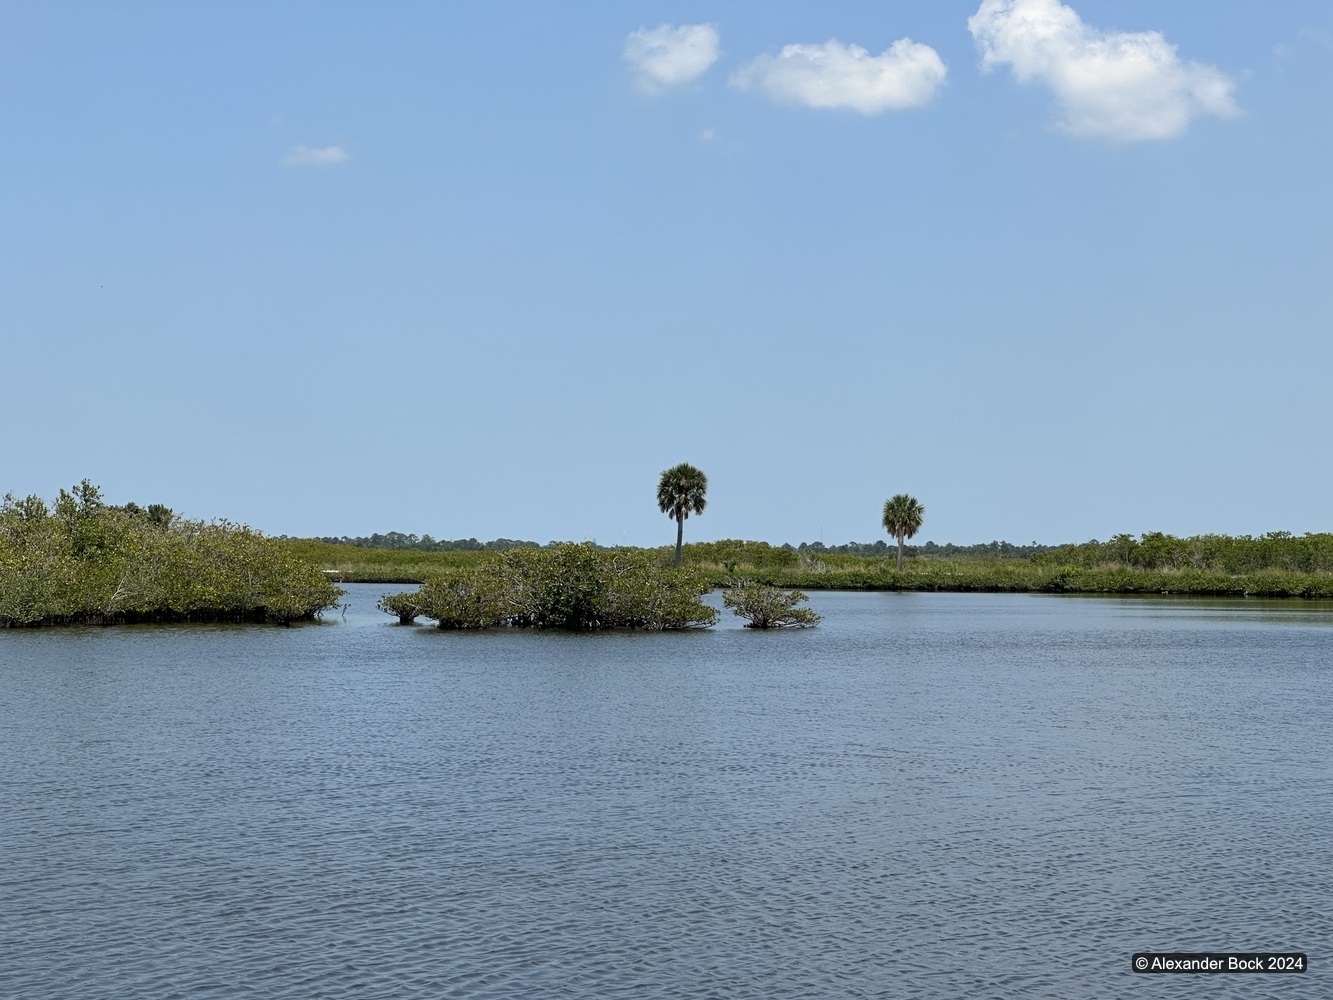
[897,536,905,571]
[674,513,684,567]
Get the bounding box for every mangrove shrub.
[723,581,821,628]
[376,591,425,624]
[0,481,342,626]
[392,542,718,630]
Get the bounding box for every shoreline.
[315,566,1333,599]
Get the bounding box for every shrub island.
[723,580,822,628]
[378,543,720,630]
[0,481,342,626]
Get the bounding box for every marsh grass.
[279,539,490,582]
[285,534,1333,598]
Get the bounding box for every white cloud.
[731,38,946,114]
[624,23,720,92]
[281,144,349,167]
[968,0,1238,141]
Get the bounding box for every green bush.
[414,567,511,628]
[396,543,718,630]
[722,581,821,628]
[0,482,342,626]
[376,591,425,624]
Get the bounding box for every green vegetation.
[0,481,342,626]
[724,581,821,628]
[882,493,925,570]
[293,533,1056,569]
[308,531,541,552]
[284,532,1333,599]
[675,536,1333,597]
[657,463,708,567]
[14,475,1326,635]
[795,539,1054,559]
[384,543,717,630]
[376,591,425,625]
[1035,531,1333,575]
[277,538,490,583]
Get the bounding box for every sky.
[2,1,1330,547]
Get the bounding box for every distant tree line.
[303,529,1333,571]
[308,532,1052,561]
[795,539,1055,559]
[1035,531,1333,575]
[306,532,544,552]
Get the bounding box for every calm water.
[2,587,1330,999]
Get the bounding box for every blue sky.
[3,1,1330,546]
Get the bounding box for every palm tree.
[657,463,708,567]
[882,493,925,570]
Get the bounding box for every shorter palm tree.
[882,494,925,570]
[657,463,708,567]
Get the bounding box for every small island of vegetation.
[0,481,342,627]
[377,546,827,631]
[723,581,822,628]
[379,543,717,630]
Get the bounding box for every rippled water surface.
[3,588,1331,998]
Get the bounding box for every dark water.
[2,587,1330,999]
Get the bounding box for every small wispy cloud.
[624,23,721,93]
[281,144,350,167]
[968,0,1239,142]
[730,38,947,115]
[1298,26,1333,52]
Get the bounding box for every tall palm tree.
[657,463,708,567]
[882,493,925,571]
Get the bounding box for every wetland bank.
[7,478,1332,630]
[290,531,1333,600]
